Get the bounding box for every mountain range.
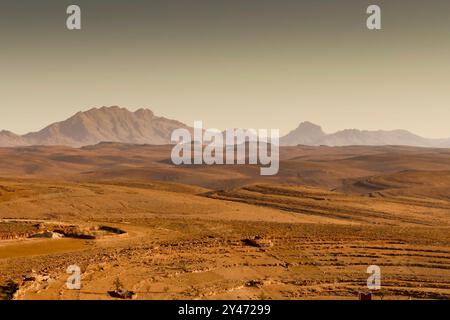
[1,106,449,148]
[280,121,450,148]
[0,106,191,147]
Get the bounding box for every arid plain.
[0,143,449,300]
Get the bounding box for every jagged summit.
[1,106,191,147]
[280,121,326,146]
[1,110,450,148]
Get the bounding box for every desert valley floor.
[0,144,449,300]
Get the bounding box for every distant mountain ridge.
[1,107,449,148]
[280,122,450,148]
[0,106,192,147]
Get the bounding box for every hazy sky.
[1,0,449,138]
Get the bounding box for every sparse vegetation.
[108,277,136,300]
[113,277,124,292]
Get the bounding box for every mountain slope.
[0,130,27,147]
[3,106,192,147]
[321,129,435,147]
[281,123,450,147]
[280,122,326,146]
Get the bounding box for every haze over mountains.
[0,106,449,148]
[280,121,450,148]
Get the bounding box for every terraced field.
[2,218,449,300]
[206,184,450,226]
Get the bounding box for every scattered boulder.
[108,289,137,299]
[0,280,19,300]
[33,223,45,230]
[23,273,36,282]
[242,236,273,248]
[22,271,51,283]
[246,280,265,288]
[30,231,64,239]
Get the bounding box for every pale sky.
[1,0,450,138]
